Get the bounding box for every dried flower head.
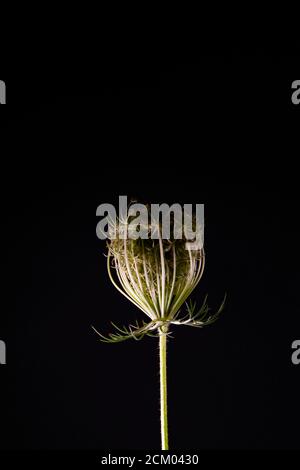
[93,205,225,342]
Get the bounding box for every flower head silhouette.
[93,208,225,342]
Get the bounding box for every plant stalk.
[159,328,169,450]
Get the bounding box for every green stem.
[159,328,169,450]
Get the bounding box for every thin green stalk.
[159,328,169,450]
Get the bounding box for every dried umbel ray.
[93,207,226,449]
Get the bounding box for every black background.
[1,52,300,454]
